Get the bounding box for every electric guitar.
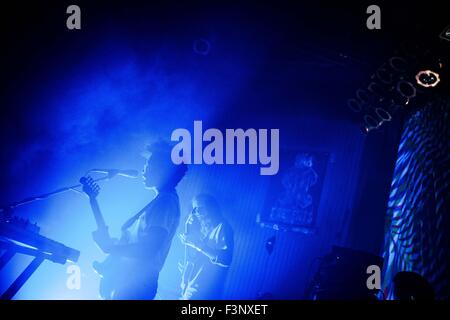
[80,176,128,299]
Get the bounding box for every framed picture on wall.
[258,149,330,233]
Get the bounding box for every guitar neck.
[89,198,107,230]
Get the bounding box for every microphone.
[89,169,140,178]
[184,209,198,234]
[184,214,192,234]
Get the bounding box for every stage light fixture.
[415,70,441,88]
[439,24,450,42]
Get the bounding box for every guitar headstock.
[80,176,100,199]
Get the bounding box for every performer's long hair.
[192,193,223,222]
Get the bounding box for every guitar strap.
[120,200,154,232]
[120,190,178,232]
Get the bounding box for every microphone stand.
[0,174,113,214]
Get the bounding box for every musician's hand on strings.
[180,284,197,300]
[178,232,191,246]
[178,233,200,251]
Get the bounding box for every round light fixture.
[415,70,440,88]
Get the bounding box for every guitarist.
[82,141,187,299]
[178,194,234,300]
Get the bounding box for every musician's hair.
[193,193,222,220]
[146,140,187,188]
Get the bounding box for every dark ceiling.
[0,1,448,124]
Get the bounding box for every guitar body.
[93,252,154,299]
[91,228,134,299]
[92,255,122,299]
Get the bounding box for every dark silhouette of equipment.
[393,271,435,300]
[0,214,80,299]
[0,169,132,299]
[306,246,383,300]
[256,235,277,300]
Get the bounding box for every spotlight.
[415,70,441,88]
[439,24,450,42]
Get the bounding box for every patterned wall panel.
[383,99,450,299]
